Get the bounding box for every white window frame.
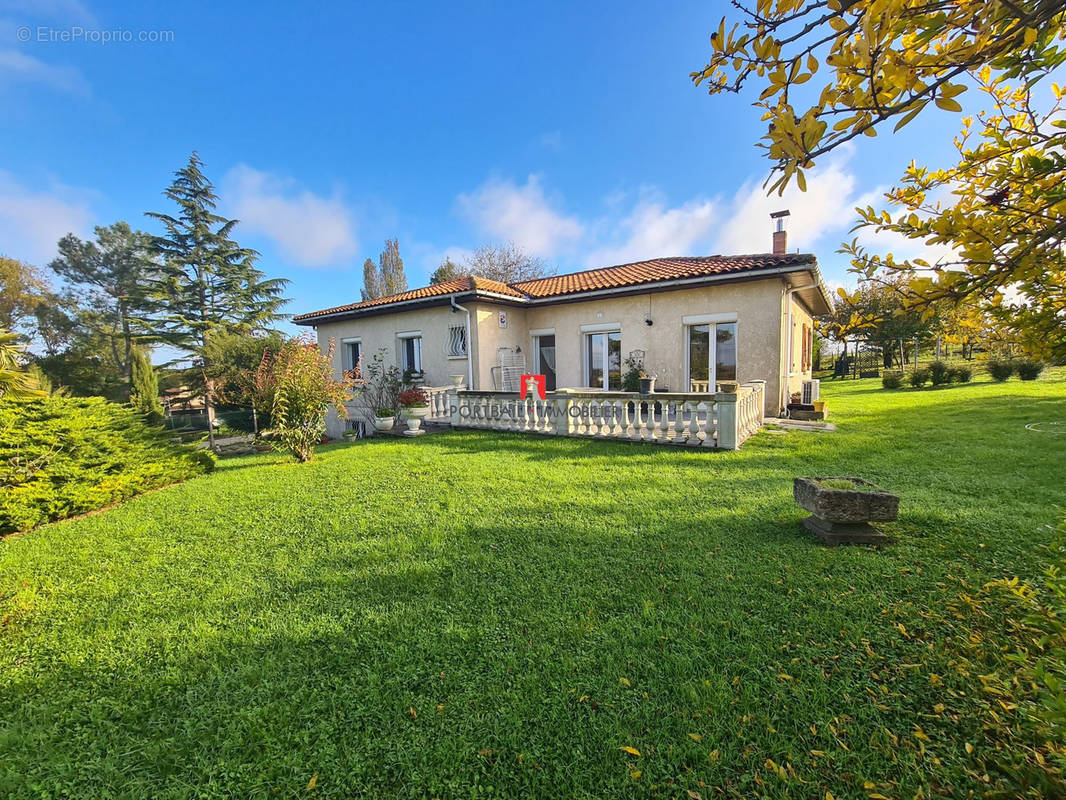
[397,330,422,374]
[445,324,468,359]
[341,337,362,375]
[582,328,621,390]
[531,330,557,390]
[684,319,739,391]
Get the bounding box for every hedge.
[0,396,214,535]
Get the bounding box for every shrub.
[882,373,903,389]
[949,366,973,383]
[399,388,429,408]
[267,336,358,463]
[129,348,164,424]
[0,395,213,535]
[928,360,952,386]
[1016,360,1044,381]
[909,369,930,388]
[987,359,1014,381]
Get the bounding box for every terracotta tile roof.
[511,253,814,298]
[294,253,817,322]
[293,275,527,321]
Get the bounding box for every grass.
[2,372,1066,798]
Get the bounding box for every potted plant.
[793,476,899,545]
[638,371,656,395]
[374,408,395,432]
[399,387,429,435]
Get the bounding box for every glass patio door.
[586,331,621,390]
[687,322,737,391]
[533,334,557,391]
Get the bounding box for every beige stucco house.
[295,227,830,436]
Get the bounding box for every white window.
[584,330,622,390]
[446,324,467,358]
[685,321,738,392]
[341,338,361,377]
[398,332,422,375]
[532,333,557,391]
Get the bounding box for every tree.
[49,222,160,389]
[0,328,45,400]
[146,152,288,446]
[202,329,287,434]
[692,1,1066,317]
[264,336,358,463]
[31,332,127,400]
[361,257,383,301]
[360,239,408,300]
[378,238,408,295]
[430,242,553,284]
[0,256,53,340]
[430,257,462,285]
[129,348,164,424]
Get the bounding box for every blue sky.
[1,0,969,329]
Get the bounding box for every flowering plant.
[399,388,428,408]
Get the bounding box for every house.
[294,212,831,438]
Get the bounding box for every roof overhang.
[294,259,833,325]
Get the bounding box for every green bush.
[1016,360,1044,381]
[949,366,973,383]
[987,359,1014,381]
[0,396,213,535]
[882,373,903,389]
[928,360,952,386]
[908,369,930,388]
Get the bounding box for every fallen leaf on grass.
[620,746,641,757]
[687,733,702,741]
[306,774,317,791]
[409,706,417,719]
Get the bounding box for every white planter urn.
[403,405,429,436]
[374,415,395,432]
[450,374,465,388]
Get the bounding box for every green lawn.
[2,373,1065,798]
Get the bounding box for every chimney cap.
[770,209,791,218]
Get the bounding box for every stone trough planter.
[793,476,899,545]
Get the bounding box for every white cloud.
[0,0,96,24]
[714,154,859,255]
[222,165,358,268]
[0,170,93,264]
[586,189,717,266]
[457,174,583,257]
[0,48,88,95]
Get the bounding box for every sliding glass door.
[586,331,621,390]
[687,322,737,391]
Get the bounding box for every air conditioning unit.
[801,379,820,405]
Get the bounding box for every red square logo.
[520,374,547,400]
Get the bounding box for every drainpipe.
[781,281,818,413]
[450,296,473,389]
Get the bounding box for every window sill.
[446,355,468,360]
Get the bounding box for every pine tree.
[49,222,160,394]
[361,257,383,301]
[378,238,407,296]
[146,152,288,446]
[129,347,164,424]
